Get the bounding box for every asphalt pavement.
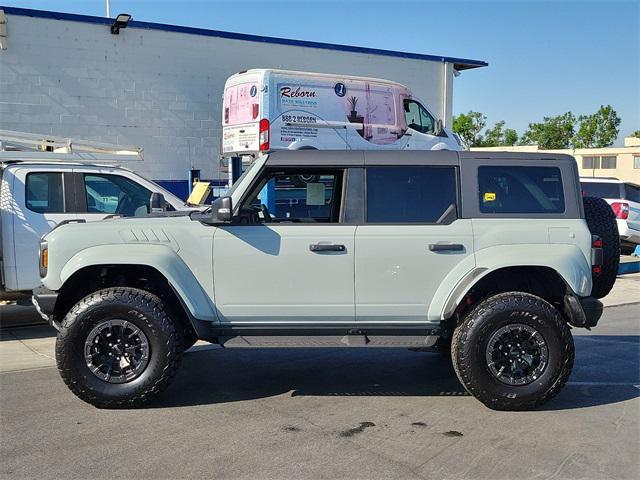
[0,303,638,480]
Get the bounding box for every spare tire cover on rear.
[583,196,620,298]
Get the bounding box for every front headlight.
[39,241,48,278]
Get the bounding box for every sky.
[4,0,639,145]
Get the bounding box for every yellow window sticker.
[484,192,496,202]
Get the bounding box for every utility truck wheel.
[451,292,574,411]
[56,287,182,408]
[583,196,619,298]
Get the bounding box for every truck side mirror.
[212,196,233,222]
[434,119,444,136]
[149,192,167,213]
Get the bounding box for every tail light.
[252,104,259,119]
[611,202,629,220]
[591,235,603,276]
[224,107,229,124]
[259,119,270,151]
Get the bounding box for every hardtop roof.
[263,150,577,167]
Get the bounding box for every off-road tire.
[583,196,619,298]
[56,287,182,408]
[451,292,574,411]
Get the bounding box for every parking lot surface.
[1,303,639,480]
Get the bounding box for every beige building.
[472,136,640,184]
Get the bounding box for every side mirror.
[434,119,444,136]
[212,196,232,222]
[149,192,167,213]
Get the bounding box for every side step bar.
[219,335,440,349]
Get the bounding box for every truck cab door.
[9,166,77,292]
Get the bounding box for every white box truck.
[222,69,463,157]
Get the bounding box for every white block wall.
[0,11,457,182]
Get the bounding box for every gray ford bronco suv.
[33,150,619,410]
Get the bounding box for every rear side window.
[366,166,457,223]
[25,172,64,213]
[479,166,564,214]
[580,181,622,199]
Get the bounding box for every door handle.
[429,243,464,252]
[309,243,346,252]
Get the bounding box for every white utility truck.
[0,131,189,300]
[221,69,463,157]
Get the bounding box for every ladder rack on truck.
[0,129,143,163]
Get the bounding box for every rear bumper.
[32,287,60,330]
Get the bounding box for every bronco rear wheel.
[451,292,574,410]
[56,287,182,408]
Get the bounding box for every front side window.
[84,174,152,216]
[238,170,343,223]
[634,156,640,169]
[479,166,565,214]
[366,166,457,223]
[26,172,64,213]
[403,100,435,135]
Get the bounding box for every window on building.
[478,166,565,214]
[26,172,64,213]
[601,156,617,169]
[582,156,598,169]
[634,156,640,169]
[582,155,618,170]
[366,166,457,223]
[84,174,152,216]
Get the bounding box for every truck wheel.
[583,196,620,298]
[451,292,574,411]
[56,287,182,408]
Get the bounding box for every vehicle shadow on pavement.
[150,335,639,411]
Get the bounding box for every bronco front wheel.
[451,292,574,411]
[56,287,182,408]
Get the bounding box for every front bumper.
[32,287,60,330]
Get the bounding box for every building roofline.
[0,6,488,70]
